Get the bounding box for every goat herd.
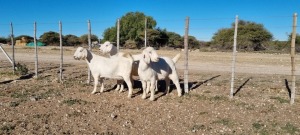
[73,41,182,101]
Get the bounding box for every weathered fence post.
[10,22,15,73]
[87,20,92,84]
[117,18,120,51]
[184,16,190,93]
[290,13,297,104]
[34,21,38,78]
[230,15,239,98]
[59,21,63,83]
[145,17,147,47]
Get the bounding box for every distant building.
[26,41,45,47]
[15,37,28,46]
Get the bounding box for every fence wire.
[0,14,299,104]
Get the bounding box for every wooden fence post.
[184,16,190,93]
[10,22,15,73]
[230,15,239,98]
[145,17,147,47]
[59,21,63,83]
[290,13,297,104]
[34,22,38,78]
[117,19,120,51]
[87,20,92,84]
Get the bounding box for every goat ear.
[143,53,151,64]
[80,48,84,52]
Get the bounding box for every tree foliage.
[166,32,183,48]
[39,31,60,46]
[79,34,99,45]
[188,36,201,49]
[0,37,8,44]
[156,28,169,47]
[211,20,273,51]
[124,39,137,49]
[102,12,157,48]
[288,33,300,52]
[103,27,117,43]
[39,32,98,46]
[64,34,80,46]
[120,12,156,41]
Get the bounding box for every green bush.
[15,63,28,75]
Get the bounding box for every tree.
[166,32,183,48]
[102,27,117,43]
[102,12,157,47]
[145,29,161,48]
[211,20,273,51]
[79,34,99,45]
[64,34,80,46]
[120,12,156,41]
[0,37,7,44]
[211,28,234,50]
[188,36,201,49]
[156,28,168,47]
[124,39,137,49]
[137,28,169,48]
[39,31,60,46]
[138,29,160,48]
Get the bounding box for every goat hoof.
[127,95,132,98]
[142,95,146,99]
[150,97,155,101]
[91,91,96,94]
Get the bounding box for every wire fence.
[0,13,299,104]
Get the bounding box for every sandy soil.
[0,45,300,134]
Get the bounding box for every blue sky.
[0,0,299,41]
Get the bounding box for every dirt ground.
[1,45,300,134]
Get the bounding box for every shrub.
[15,63,28,75]
[124,40,137,49]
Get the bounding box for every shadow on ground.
[0,73,35,84]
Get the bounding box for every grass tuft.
[281,123,299,134]
[212,118,231,126]
[0,124,15,134]
[62,98,88,106]
[270,96,289,104]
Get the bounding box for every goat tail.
[172,53,181,63]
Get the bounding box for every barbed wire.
[190,17,234,21]
[0,15,294,25]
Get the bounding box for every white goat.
[100,41,181,94]
[139,47,182,101]
[99,41,139,92]
[73,47,134,98]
